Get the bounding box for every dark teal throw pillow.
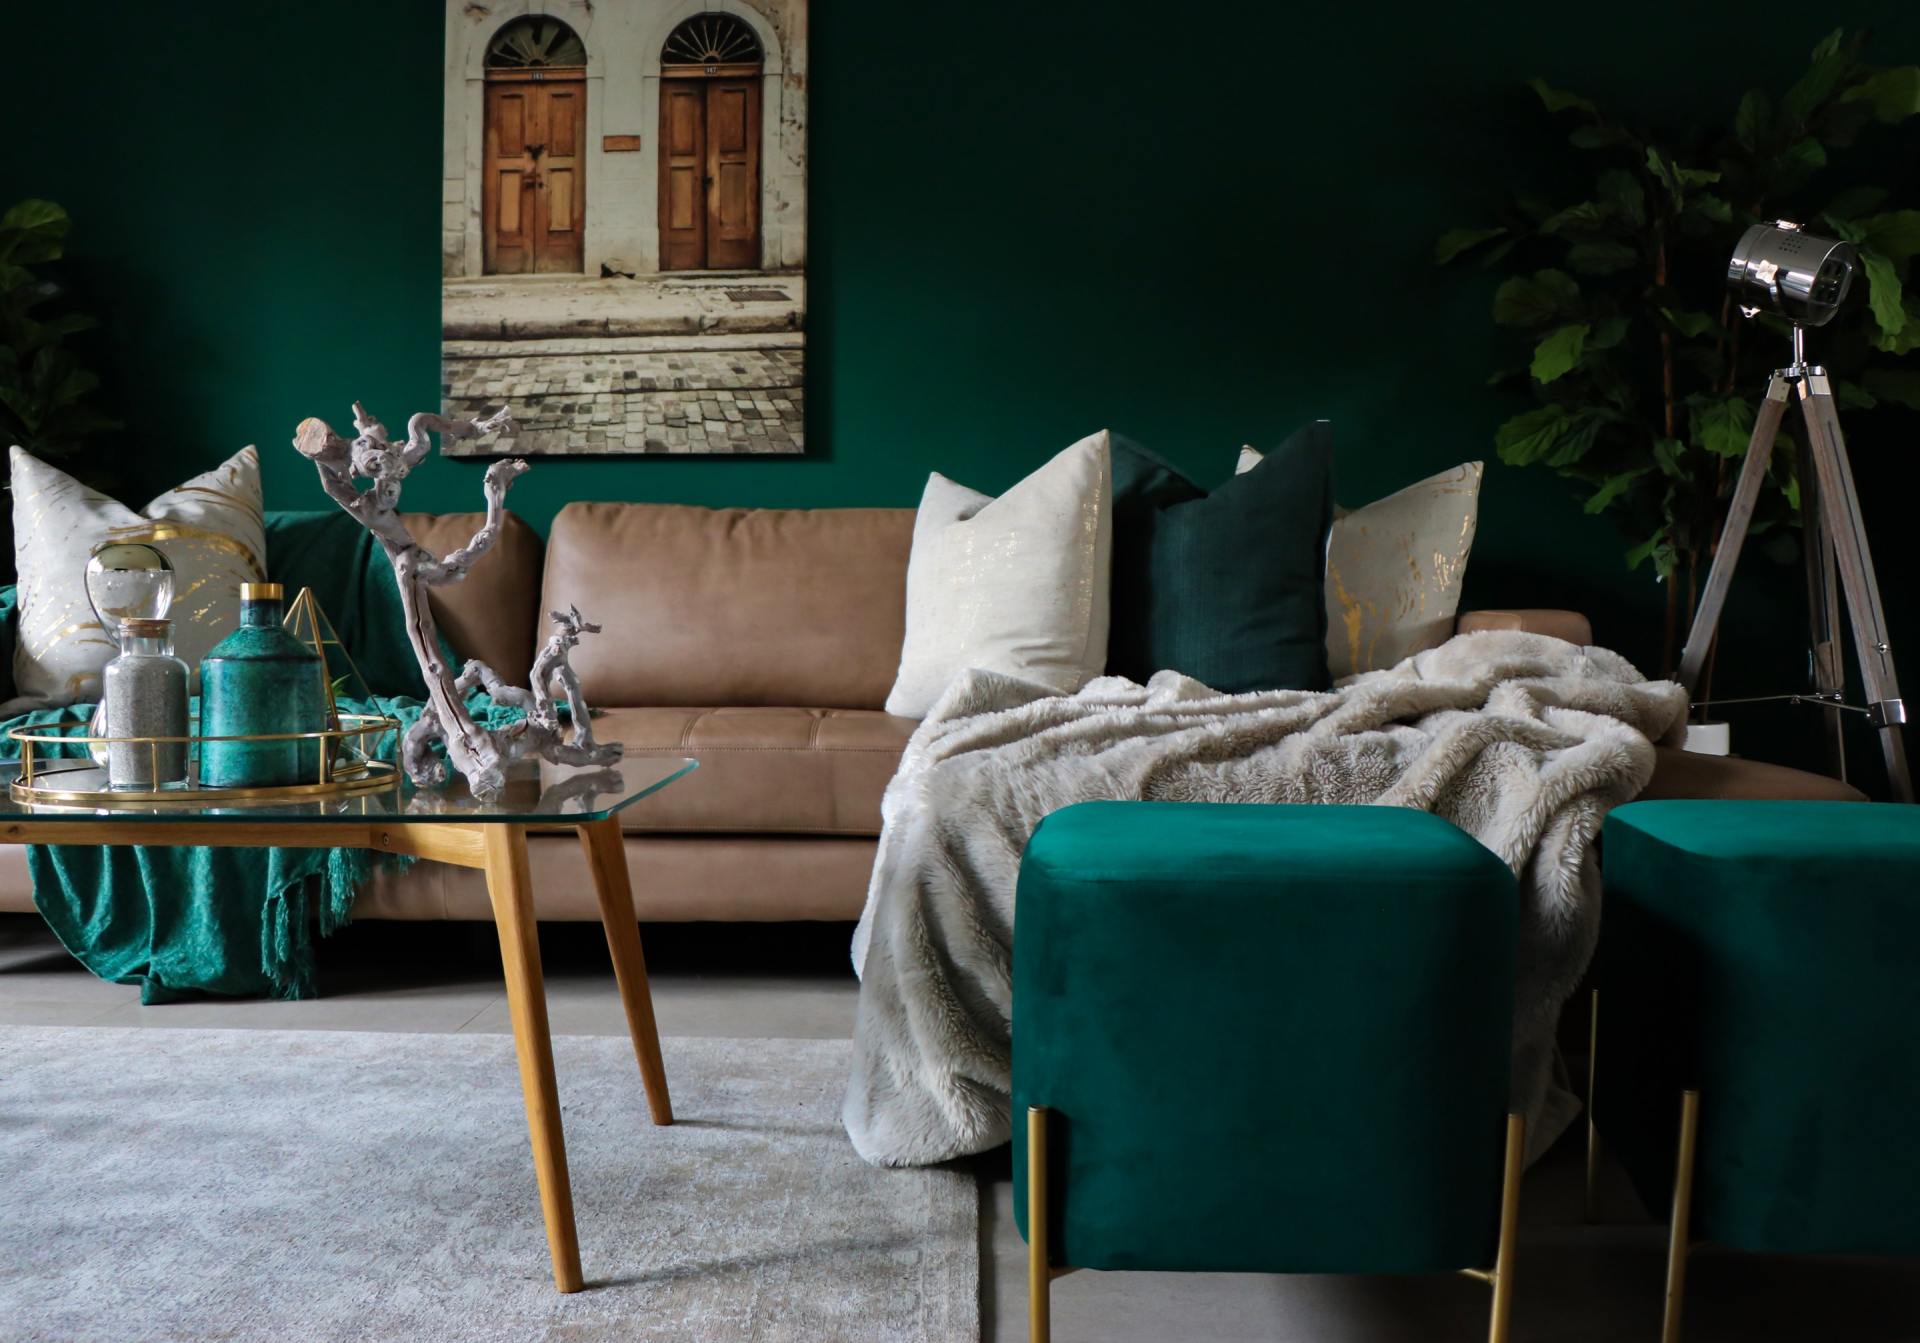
[1106,422,1333,692]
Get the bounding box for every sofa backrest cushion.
[402,511,543,685]
[542,502,915,709]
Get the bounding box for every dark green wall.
[6,2,1917,781]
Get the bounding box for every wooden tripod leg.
[1677,373,1792,694]
[484,822,584,1294]
[578,816,673,1125]
[1798,435,1848,780]
[1798,379,1914,801]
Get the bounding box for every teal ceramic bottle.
[198,583,328,789]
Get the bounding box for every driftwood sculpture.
[292,403,621,797]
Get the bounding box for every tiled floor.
[4,914,1916,1341]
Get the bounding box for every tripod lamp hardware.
[1675,221,1911,801]
[1727,221,1857,327]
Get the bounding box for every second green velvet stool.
[1012,801,1525,1343]
[1593,799,1920,1342]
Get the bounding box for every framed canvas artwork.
[441,2,806,456]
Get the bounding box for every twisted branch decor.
[292,403,621,797]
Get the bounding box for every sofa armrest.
[1454,608,1593,645]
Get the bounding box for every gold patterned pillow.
[1238,451,1482,680]
[5,445,265,710]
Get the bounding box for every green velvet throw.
[0,510,513,1004]
[0,695,519,1004]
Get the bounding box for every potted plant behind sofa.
[1438,29,1920,678]
[0,198,122,580]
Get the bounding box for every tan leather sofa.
[0,507,1865,922]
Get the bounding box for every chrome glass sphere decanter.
[84,542,176,764]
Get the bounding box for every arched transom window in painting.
[486,16,588,69]
[662,13,763,71]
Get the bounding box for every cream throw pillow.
[886,431,1114,718]
[1238,450,1482,679]
[5,445,266,710]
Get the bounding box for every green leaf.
[1584,468,1648,514]
[1734,89,1772,151]
[1862,369,1920,410]
[1596,169,1646,226]
[1859,247,1907,340]
[1496,406,1602,466]
[0,198,68,233]
[1833,379,1877,410]
[1841,66,1920,122]
[1661,308,1718,339]
[1690,396,1756,458]
[1823,185,1889,222]
[1652,437,1687,477]
[0,261,32,291]
[1589,316,1631,350]
[1541,201,1610,235]
[1569,125,1624,150]
[1528,78,1597,116]
[1492,268,1580,327]
[1688,193,1733,224]
[1568,240,1638,274]
[1531,323,1591,383]
[1434,226,1507,265]
[1863,210,1920,265]
[1784,53,1850,125]
[1781,138,1827,172]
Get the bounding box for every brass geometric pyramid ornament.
[281,586,372,718]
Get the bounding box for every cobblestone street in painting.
[441,274,804,455]
[443,335,803,455]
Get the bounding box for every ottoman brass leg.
[1662,1090,1701,1343]
[1586,988,1602,1222]
[1028,1105,1052,1343]
[1487,1111,1525,1343]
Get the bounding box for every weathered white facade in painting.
[442,0,806,279]
[441,0,806,456]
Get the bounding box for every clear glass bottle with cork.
[101,617,190,790]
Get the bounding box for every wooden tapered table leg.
[578,816,673,1125]
[482,822,584,1294]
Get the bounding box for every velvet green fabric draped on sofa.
[0,512,499,1003]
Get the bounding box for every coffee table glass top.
[0,756,697,825]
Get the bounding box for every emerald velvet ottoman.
[1594,800,1920,1341]
[1011,801,1525,1343]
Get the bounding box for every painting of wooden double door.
[483,73,586,274]
[659,77,761,271]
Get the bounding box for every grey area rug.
[0,1027,978,1342]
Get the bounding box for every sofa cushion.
[543,503,915,710]
[1106,423,1334,692]
[401,511,543,685]
[603,705,915,835]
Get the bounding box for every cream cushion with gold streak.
[4,445,265,711]
[1239,450,1482,680]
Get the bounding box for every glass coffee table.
[0,755,696,1294]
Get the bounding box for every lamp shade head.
[1727,221,1857,327]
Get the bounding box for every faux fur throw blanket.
[844,631,1689,1168]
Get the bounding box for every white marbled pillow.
[886,431,1114,718]
[1239,449,1482,679]
[5,445,266,710]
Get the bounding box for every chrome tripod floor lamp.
[1680,220,1911,801]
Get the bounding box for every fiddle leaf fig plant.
[1440,30,1920,660]
[0,199,120,463]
